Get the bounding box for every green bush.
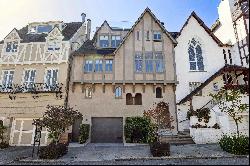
[39,143,68,159]
[125,117,157,144]
[79,124,90,144]
[219,135,249,155]
[0,142,9,149]
[150,142,170,157]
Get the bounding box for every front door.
[72,117,83,142]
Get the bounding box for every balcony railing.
[0,83,64,94]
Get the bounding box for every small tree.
[0,122,7,143]
[210,87,249,137]
[37,105,82,144]
[144,101,175,141]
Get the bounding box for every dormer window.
[111,35,121,47]
[6,41,18,53]
[99,35,109,48]
[37,25,53,33]
[47,40,61,52]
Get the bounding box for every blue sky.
[0,0,221,40]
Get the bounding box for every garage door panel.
[40,133,47,145]
[13,133,20,145]
[22,120,34,131]
[20,133,33,145]
[91,117,123,143]
[15,120,22,130]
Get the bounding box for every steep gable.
[114,7,177,54]
[178,12,232,47]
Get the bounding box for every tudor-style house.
[0,13,91,146]
[69,8,179,143]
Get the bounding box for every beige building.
[0,14,91,146]
[69,8,178,143]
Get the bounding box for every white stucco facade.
[175,15,230,103]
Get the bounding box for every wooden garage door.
[91,117,123,143]
[10,119,48,146]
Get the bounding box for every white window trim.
[153,31,162,41]
[22,68,37,85]
[0,69,15,88]
[44,68,59,90]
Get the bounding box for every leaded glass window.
[105,59,113,72]
[37,25,53,33]
[188,38,204,71]
[153,31,162,41]
[95,59,103,72]
[155,52,164,73]
[115,86,122,98]
[84,60,93,72]
[1,70,14,89]
[145,52,153,73]
[111,35,121,48]
[45,69,58,89]
[135,52,143,72]
[23,69,36,89]
[99,35,109,48]
[6,41,18,53]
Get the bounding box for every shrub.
[0,142,9,149]
[219,135,249,155]
[150,142,170,157]
[39,143,68,159]
[125,117,157,143]
[79,124,90,144]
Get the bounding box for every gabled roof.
[113,7,178,54]
[0,22,83,43]
[177,65,249,105]
[92,20,130,41]
[178,11,232,47]
[74,39,116,55]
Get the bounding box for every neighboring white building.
[175,12,232,104]
[212,0,249,67]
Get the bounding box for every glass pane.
[190,62,197,70]
[37,25,53,33]
[145,52,153,59]
[30,70,36,82]
[156,61,164,72]
[155,52,163,59]
[146,60,153,72]
[24,70,30,82]
[188,45,195,61]
[6,42,12,52]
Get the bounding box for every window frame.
[135,52,143,73]
[22,69,36,90]
[99,35,109,48]
[84,60,93,73]
[188,38,204,72]
[37,25,53,34]
[111,35,121,48]
[5,41,19,53]
[153,31,162,41]
[44,68,59,90]
[105,59,113,72]
[115,86,122,99]
[85,86,92,99]
[94,59,103,72]
[145,52,154,73]
[189,82,202,96]
[155,52,164,73]
[1,69,14,90]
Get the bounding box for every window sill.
[189,70,207,72]
[153,39,162,42]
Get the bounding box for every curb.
[17,155,249,163]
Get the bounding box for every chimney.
[81,13,86,23]
[87,19,91,40]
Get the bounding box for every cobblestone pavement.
[8,157,250,165]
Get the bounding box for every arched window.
[156,87,162,98]
[126,93,133,105]
[134,93,142,105]
[188,38,204,71]
[85,86,92,98]
[115,87,122,98]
